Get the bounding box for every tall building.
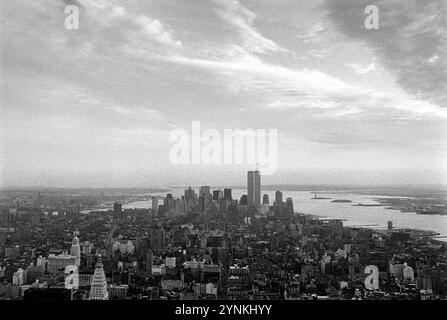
[275,190,283,204]
[199,186,211,197]
[70,235,81,267]
[239,195,248,206]
[262,194,269,204]
[150,229,165,252]
[164,193,175,212]
[184,186,197,212]
[198,196,206,213]
[174,198,183,215]
[212,190,222,201]
[285,197,294,215]
[223,188,232,200]
[199,186,211,214]
[387,221,393,231]
[89,255,109,300]
[151,197,158,218]
[113,202,122,214]
[218,198,228,213]
[185,186,196,201]
[247,170,261,208]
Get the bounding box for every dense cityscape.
[1,1,446,317]
[0,171,446,300]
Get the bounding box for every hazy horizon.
[1,181,446,191]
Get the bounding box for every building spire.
[89,253,108,300]
[95,254,103,268]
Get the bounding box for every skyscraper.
[275,190,283,204]
[113,202,122,214]
[212,190,222,201]
[70,235,81,267]
[199,186,211,214]
[89,255,109,300]
[286,197,294,215]
[185,186,196,202]
[151,196,158,218]
[164,193,174,209]
[387,221,393,231]
[240,194,248,206]
[199,186,211,197]
[247,170,261,208]
[150,229,165,253]
[262,194,269,204]
[223,188,232,200]
[184,186,197,212]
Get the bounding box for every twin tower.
[247,170,261,208]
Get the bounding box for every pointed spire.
[89,253,108,300]
[95,254,103,268]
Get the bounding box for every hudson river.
[122,188,447,240]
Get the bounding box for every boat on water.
[331,199,352,203]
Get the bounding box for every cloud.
[213,0,287,54]
[296,22,327,43]
[165,47,354,98]
[162,44,447,119]
[1,0,446,187]
[325,0,447,108]
[77,0,182,48]
[347,61,377,74]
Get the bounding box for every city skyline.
[1,0,447,306]
[1,171,446,301]
[1,0,446,188]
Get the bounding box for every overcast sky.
[1,0,446,188]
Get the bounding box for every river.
[121,188,447,240]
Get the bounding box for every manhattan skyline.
[1,0,446,188]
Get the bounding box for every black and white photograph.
[0,0,446,312]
